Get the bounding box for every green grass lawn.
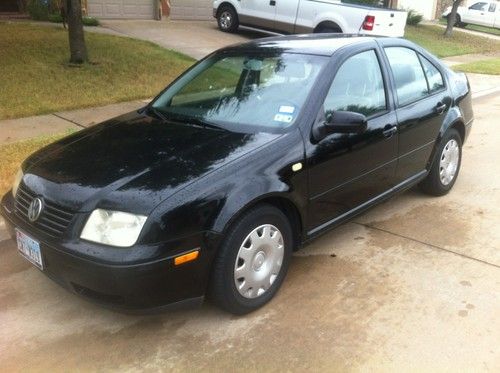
[453,58,500,75]
[0,133,69,195]
[438,19,500,36]
[0,22,195,120]
[405,24,500,58]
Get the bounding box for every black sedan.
[1,34,473,314]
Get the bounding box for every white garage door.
[88,0,156,19]
[170,0,213,20]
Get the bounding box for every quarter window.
[385,47,429,106]
[488,3,496,12]
[419,56,445,93]
[323,50,386,117]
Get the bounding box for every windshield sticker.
[279,105,295,114]
[274,113,294,123]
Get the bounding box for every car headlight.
[12,169,24,198]
[80,209,147,247]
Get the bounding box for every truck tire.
[217,5,239,33]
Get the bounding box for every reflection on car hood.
[22,111,280,213]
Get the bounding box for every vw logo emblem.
[28,198,44,222]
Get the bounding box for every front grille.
[15,183,74,237]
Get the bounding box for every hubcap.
[234,224,284,299]
[439,139,460,186]
[220,11,232,29]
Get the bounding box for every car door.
[381,44,452,183]
[484,2,497,27]
[274,0,300,33]
[306,47,398,232]
[464,2,489,25]
[239,0,277,29]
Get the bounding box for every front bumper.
[1,192,219,311]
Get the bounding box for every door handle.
[436,102,447,115]
[270,0,276,6]
[382,125,397,138]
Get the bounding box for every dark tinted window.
[323,50,386,117]
[488,3,496,12]
[470,2,488,10]
[420,56,445,93]
[385,47,428,106]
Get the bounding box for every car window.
[488,3,496,12]
[385,47,429,106]
[419,55,445,93]
[323,50,386,118]
[152,53,328,133]
[470,2,488,11]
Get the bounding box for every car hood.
[22,111,280,214]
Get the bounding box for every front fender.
[143,130,307,246]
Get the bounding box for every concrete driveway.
[100,20,270,60]
[1,91,499,370]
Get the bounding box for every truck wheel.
[217,6,239,33]
[315,25,342,33]
[209,205,293,314]
[419,128,462,196]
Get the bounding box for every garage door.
[87,0,156,19]
[170,0,213,20]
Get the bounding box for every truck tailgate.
[367,9,407,37]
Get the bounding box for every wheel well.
[314,21,342,33]
[227,197,304,251]
[217,2,237,17]
[450,121,465,144]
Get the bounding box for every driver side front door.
[306,48,398,234]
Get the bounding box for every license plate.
[16,229,43,270]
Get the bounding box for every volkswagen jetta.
[1,34,473,314]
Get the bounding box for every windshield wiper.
[145,106,168,121]
[184,117,228,132]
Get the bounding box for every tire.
[217,6,239,33]
[315,25,342,34]
[209,204,293,314]
[419,128,462,196]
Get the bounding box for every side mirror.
[324,111,367,134]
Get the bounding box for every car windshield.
[151,52,328,133]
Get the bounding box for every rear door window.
[384,47,429,106]
[419,55,445,93]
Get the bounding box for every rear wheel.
[315,24,342,33]
[209,205,293,314]
[217,6,239,33]
[420,128,462,196]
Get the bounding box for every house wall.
[398,0,439,20]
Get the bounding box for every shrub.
[48,13,63,23]
[406,9,423,26]
[82,16,99,26]
[27,0,50,20]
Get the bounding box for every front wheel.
[420,128,462,196]
[217,6,239,33]
[209,205,293,314]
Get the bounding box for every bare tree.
[444,0,464,37]
[66,0,88,64]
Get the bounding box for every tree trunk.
[444,0,463,37]
[66,0,88,64]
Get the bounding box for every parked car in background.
[443,1,500,29]
[2,34,473,315]
[213,0,408,37]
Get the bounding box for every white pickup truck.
[443,1,500,29]
[213,0,408,37]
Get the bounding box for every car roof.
[219,34,398,56]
